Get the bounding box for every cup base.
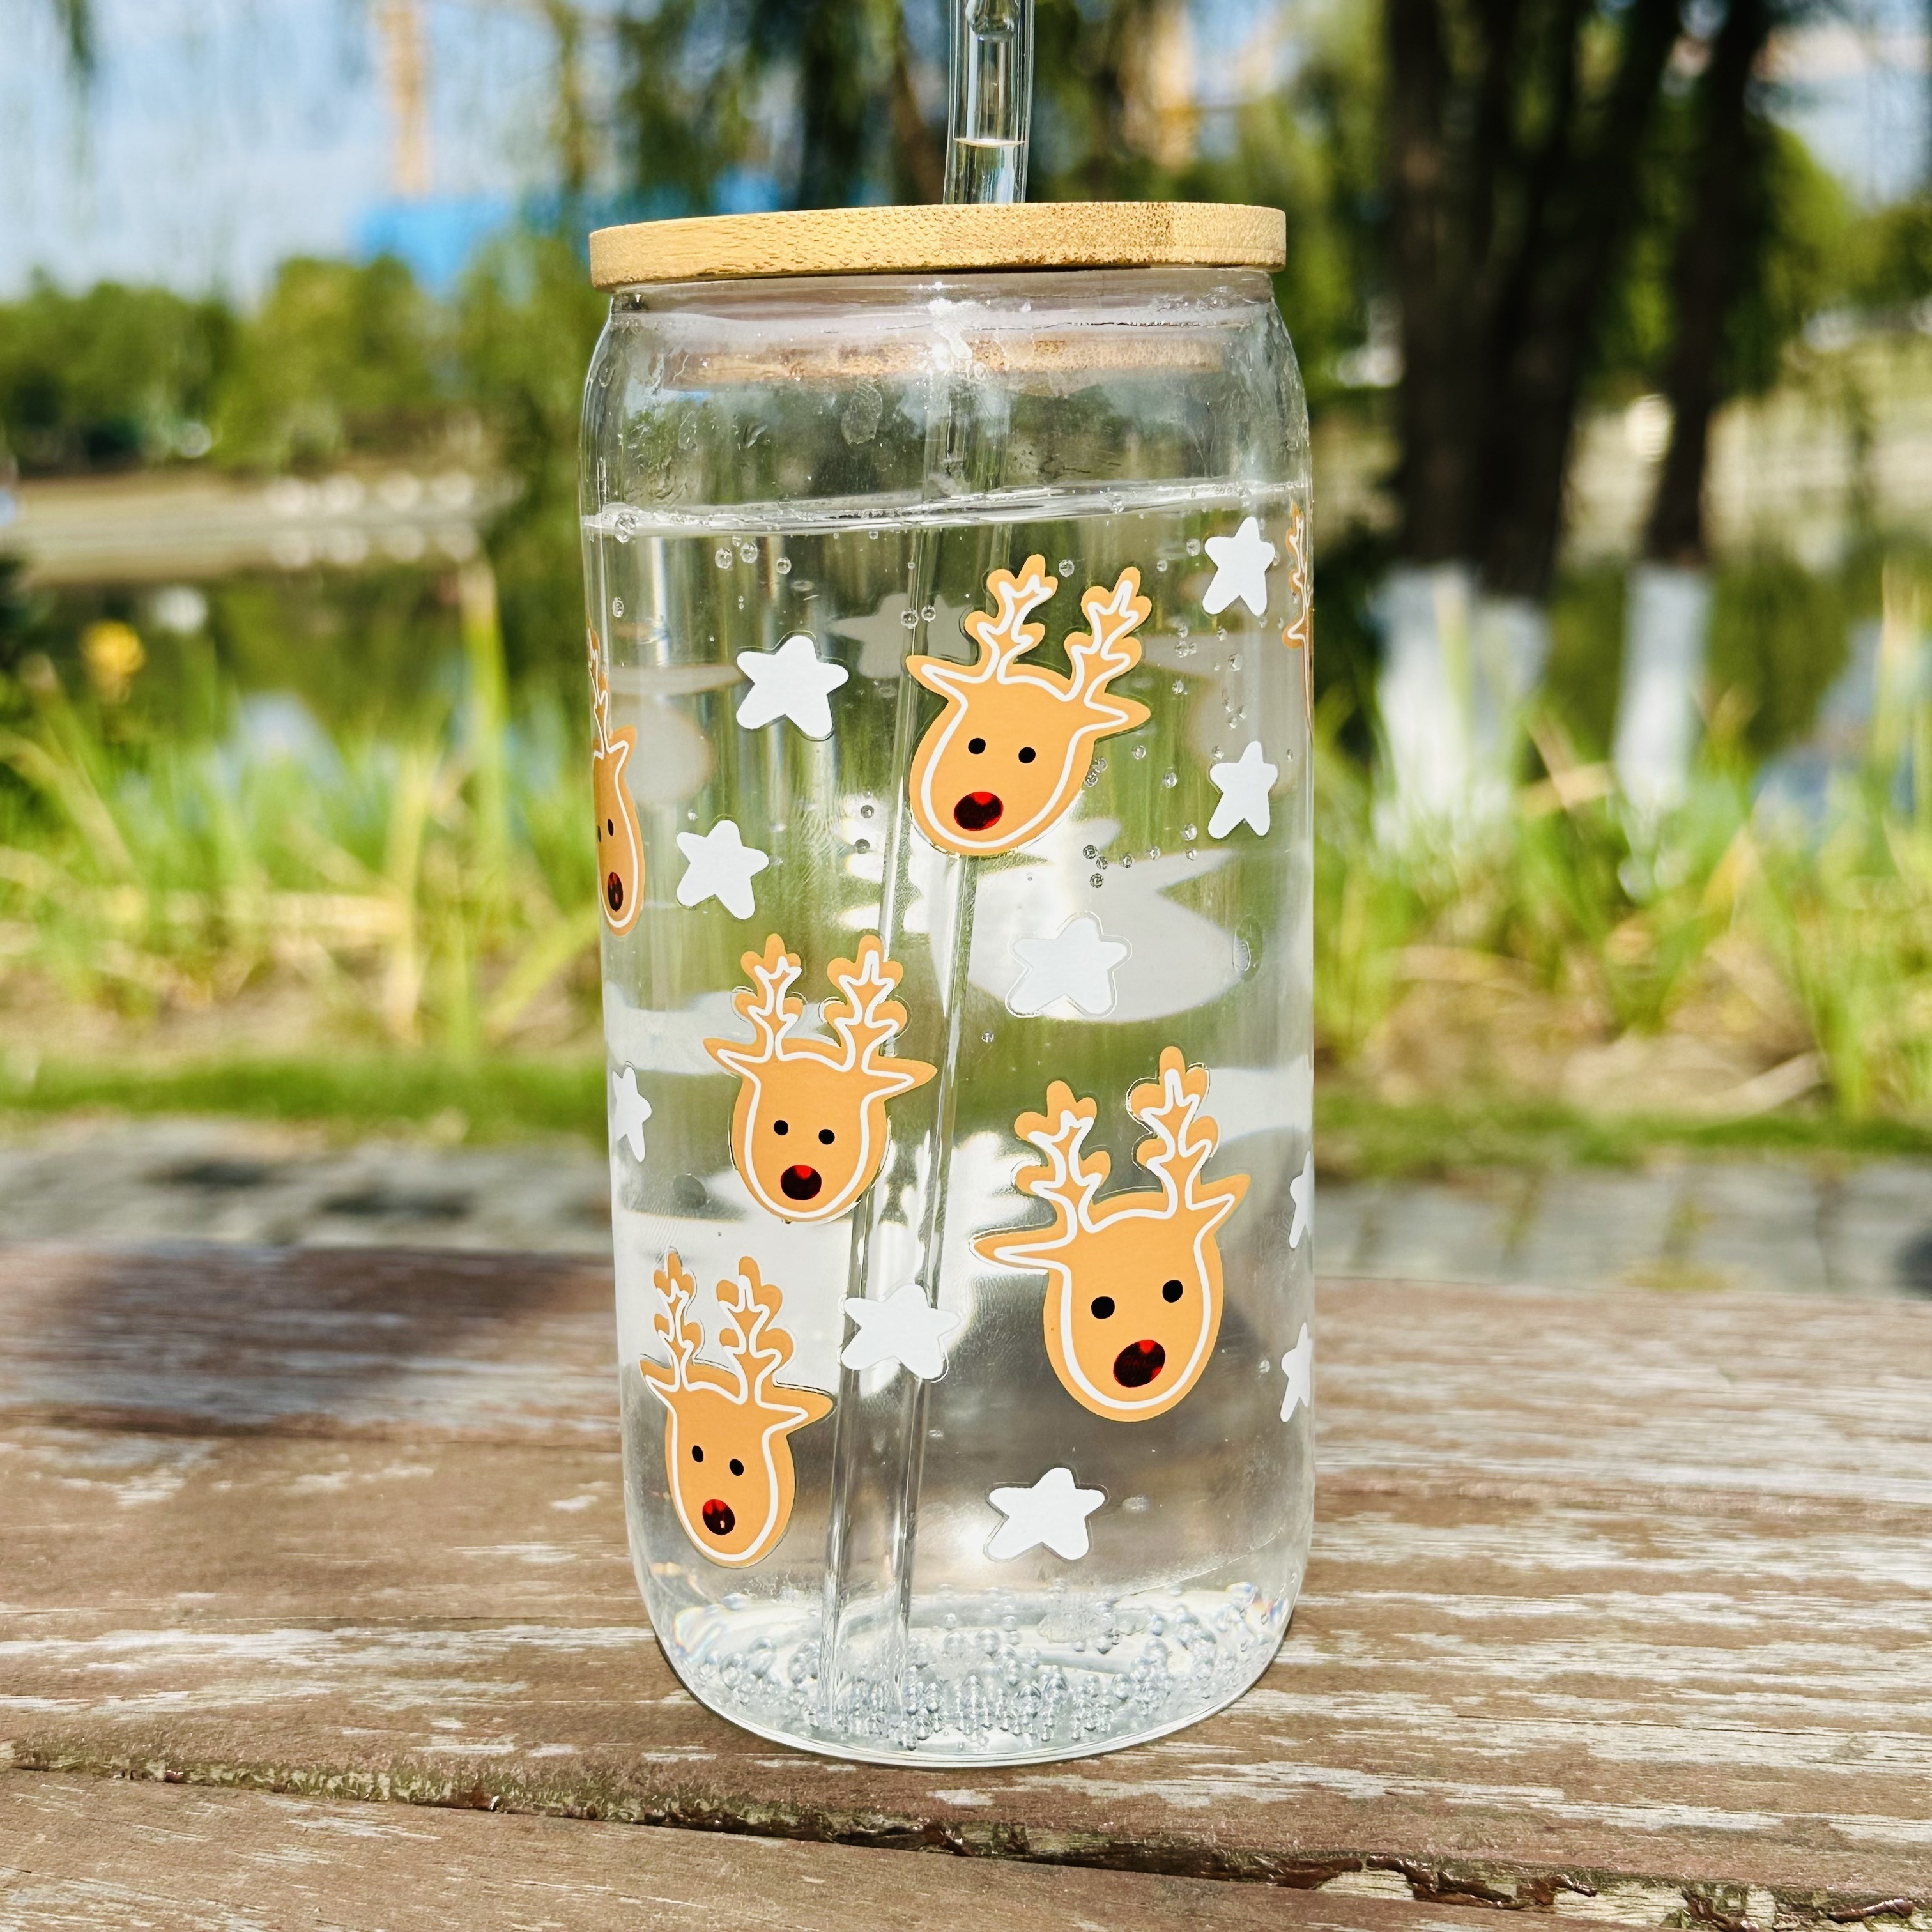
[655,1579,1295,1767]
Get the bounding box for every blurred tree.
[454,232,610,684]
[612,0,935,211]
[214,257,452,471]
[0,280,234,475]
[1386,0,1685,599]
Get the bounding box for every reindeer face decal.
[587,629,644,935]
[974,1048,1249,1422]
[906,557,1152,856]
[641,1251,832,1567]
[704,933,935,1223]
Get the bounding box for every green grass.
[0,1053,606,1144]
[6,1050,1929,1174]
[1316,1085,1932,1178]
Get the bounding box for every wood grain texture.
[2,1245,1928,1927]
[586,201,1288,288]
[3,1773,1512,1932]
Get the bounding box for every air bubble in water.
[738,541,757,563]
[1182,823,1197,840]
[900,608,919,629]
[1057,558,1075,577]
[1155,558,1168,573]
[1120,854,1133,868]
[714,546,732,568]
[860,803,875,818]
[1147,846,1160,859]
[1172,680,1185,694]
[1186,847,1197,861]
[1132,744,1147,759]
[981,1030,995,1044]
[1162,770,1178,787]
[1090,871,1103,887]
[611,597,624,617]
[921,604,935,622]
[1185,537,1202,556]
[775,556,792,575]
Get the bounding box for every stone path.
[1,1115,1926,1296]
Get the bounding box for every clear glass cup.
[579,208,1314,1765]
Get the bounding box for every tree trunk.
[889,7,944,204]
[1386,0,1474,564]
[1643,0,1775,565]
[1476,0,1684,599]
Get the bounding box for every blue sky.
[1,0,1925,304]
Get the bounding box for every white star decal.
[1208,740,1277,839]
[1278,1321,1312,1423]
[1006,914,1131,1018]
[1289,1149,1314,1250]
[735,632,850,739]
[675,817,770,918]
[986,1466,1105,1562]
[839,1283,962,1383]
[609,1065,652,1162]
[1202,515,1277,619]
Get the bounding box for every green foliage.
[454,231,610,684]
[0,596,598,1054]
[611,0,908,212]
[0,1052,604,1144]
[214,257,456,472]
[0,277,234,473]
[1706,549,1850,758]
[1542,565,1625,758]
[1596,103,1855,406]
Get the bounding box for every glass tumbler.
[579,203,1314,1765]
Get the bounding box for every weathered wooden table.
[1,1245,1926,1929]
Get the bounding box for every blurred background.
[1,0,1928,1277]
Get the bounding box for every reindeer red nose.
[954,790,1003,831]
[606,872,625,912]
[780,1164,822,1202]
[701,1498,735,1537]
[1114,1339,1167,1388]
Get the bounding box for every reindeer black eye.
[773,1119,788,1136]
[1090,1294,1116,1319]
[967,735,986,754]
[1162,1278,1184,1302]
[607,818,615,835]
[691,1445,703,1462]
[1018,746,1036,763]
[818,1127,835,1145]
[728,1457,744,1477]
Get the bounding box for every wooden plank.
[1,1245,1928,1923]
[1,1771,1497,1932]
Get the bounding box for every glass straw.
[945,0,1035,204]
[817,0,1034,1747]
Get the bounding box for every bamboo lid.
[588,201,1285,291]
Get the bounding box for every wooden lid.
[587,201,1286,291]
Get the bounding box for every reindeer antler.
[643,1249,709,1396]
[974,1082,1110,1265]
[587,627,614,753]
[822,935,918,1080]
[958,555,1057,678]
[711,1259,832,1425]
[1128,1047,1246,1218]
[1064,569,1153,723]
[707,934,803,1073]
[1282,504,1311,654]
[714,1258,793,1402]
